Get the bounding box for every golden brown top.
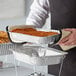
[0,31,10,43]
[11,28,58,37]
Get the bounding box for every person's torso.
[49,0,76,30]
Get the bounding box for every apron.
[48,0,76,76]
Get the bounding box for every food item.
[11,28,59,37]
[0,31,10,43]
[0,31,8,38]
[0,37,10,43]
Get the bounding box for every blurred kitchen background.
[0,0,32,31]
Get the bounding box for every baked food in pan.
[0,31,10,43]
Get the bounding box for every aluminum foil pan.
[0,43,22,55]
[10,45,67,66]
[6,25,61,44]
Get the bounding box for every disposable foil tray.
[10,45,67,66]
[6,25,61,44]
[0,43,22,55]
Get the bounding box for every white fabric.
[26,0,50,28]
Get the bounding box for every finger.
[63,40,76,45]
[59,36,69,44]
[63,42,76,46]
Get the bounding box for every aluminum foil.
[0,43,21,55]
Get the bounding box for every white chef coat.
[26,0,50,28]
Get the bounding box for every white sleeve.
[26,0,50,28]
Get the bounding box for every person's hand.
[58,28,76,46]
